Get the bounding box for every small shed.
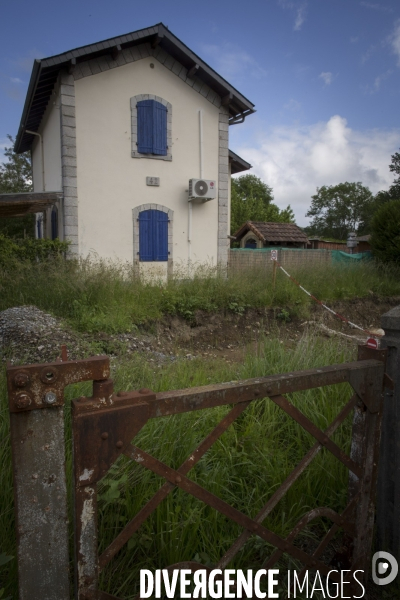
[233,221,309,248]
[356,235,371,253]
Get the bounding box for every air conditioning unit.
[188,179,217,200]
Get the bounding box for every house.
[8,23,254,278]
[233,221,309,249]
[307,238,348,251]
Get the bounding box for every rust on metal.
[143,358,383,417]
[7,342,388,600]
[217,394,358,569]
[269,394,363,477]
[99,400,251,569]
[73,391,152,487]
[124,443,336,577]
[7,354,110,412]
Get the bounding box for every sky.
[1,0,400,226]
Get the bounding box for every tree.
[305,182,374,240]
[231,174,295,235]
[374,149,400,203]
[370,199,400,263]
[0,134,34,237]
[388,149,400,199]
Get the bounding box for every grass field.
[0,256,399,333]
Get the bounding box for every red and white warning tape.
[276,262,383,339]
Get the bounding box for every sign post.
[271,250,278,289]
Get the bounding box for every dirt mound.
[1,296,399,366]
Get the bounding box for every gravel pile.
[0,305,83,364]
[0,306,180,366]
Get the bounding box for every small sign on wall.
[146,177,160,186]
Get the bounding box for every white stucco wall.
[32,83,62,238]
[32,85,62,193]
[74,56,221,267]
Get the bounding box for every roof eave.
[14,59,42,153]
[14,23,255,154]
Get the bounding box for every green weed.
[0,256,399,334]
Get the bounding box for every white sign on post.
[271,250,278,261]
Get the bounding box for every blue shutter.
[139,210,154,261]
[152,101,167,155]
[154,211,168,261]
[51,208,58,240]
[37,218,42,239]
[137,101,153,154]
[139,210,168,261]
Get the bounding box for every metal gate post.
[8,396,70,600]
[377,305,400,561]
[7,354,110,600]
[350,351,385,592]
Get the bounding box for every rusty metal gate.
[6,344,391,599]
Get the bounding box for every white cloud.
[319,72,333,86]
[364,69,393,93]
[359,1,393,12]
[278,0,308,31]
[235,115,400,226]
[389,19,400,66]
[10,77,23,84]
[201,43,266,80]
[294,3,307,31]
[283,98,301,111]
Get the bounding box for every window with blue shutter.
[139,209,168,261]
[137,100,167,156]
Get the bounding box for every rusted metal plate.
[10,407,70,600]
[348,357,385,413]
[73,392,153,486]
[7,355,110,412]
[149,359,383,417]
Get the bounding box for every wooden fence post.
[377,305,400,560]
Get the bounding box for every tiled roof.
[234,221,309,243]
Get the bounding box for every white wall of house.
[32,85,62,193]
[74,56,221,269]
[32,84,62,239]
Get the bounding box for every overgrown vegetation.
[0,135,34,239]
[0,332,357,598]
[370,199,400,264]
[0,256,399,333]
[0,235,69,266]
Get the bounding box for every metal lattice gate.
[7,345,390,599]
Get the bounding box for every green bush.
[370,199,400,263]
[0,235,69,266]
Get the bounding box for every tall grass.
[0,256,399,334]
[0,333,357,598]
